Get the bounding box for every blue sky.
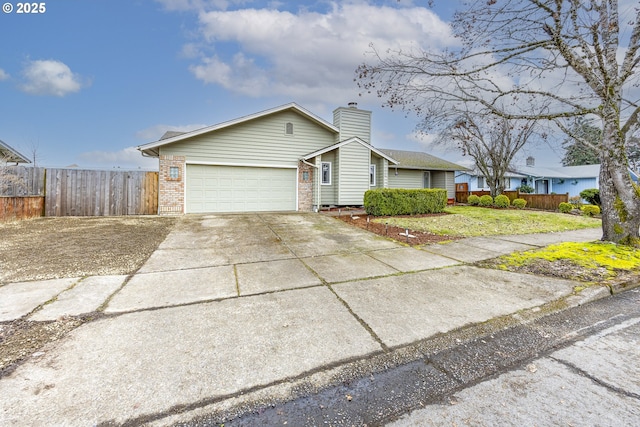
[0,0,562,170]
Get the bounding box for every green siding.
[388,169,425,189]
[320,150,337,205]
[160,110,335,165]
[432,171,455,198]
[333,107,371,143]
[338,142,370,205]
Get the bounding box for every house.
[0,139,30,164]
[455,170,527,192]
[137,102,466,214]
[455,164,601,197]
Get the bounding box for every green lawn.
[376,206,601,237]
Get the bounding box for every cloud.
[77,146,159,169]
[20,59,88,97]
[135,123,209,141]
[181,3,455,103]
[0,68,9,81]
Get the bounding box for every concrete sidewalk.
[0,214,606,426]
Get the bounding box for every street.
[188,288,640,426]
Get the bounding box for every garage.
[186,164,297,213]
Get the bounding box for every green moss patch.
[491,242,640,284]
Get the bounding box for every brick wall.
[158,155,185,215]
[298,161,314,212]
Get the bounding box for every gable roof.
[302,137,398,164]
[379,149,467,171]
[138,103,339,157]
[0,139,30,163]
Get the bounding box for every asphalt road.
[178,288,640,426]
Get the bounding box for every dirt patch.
[0,216,177,283]
[334,213,460,245]
[478,257,639,285]
[0,215,176,376]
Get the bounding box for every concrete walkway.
[0,213,605,426]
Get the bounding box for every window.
[423,171,431,188]
[302,171,309,182]
[285,122,294,135]
[169,166,180,180]
[370,164,376,186]
[321,162,331,185]
[503,177,511,189]
[477,176,485,188]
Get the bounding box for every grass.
[375,206,601,237]
[501,242,640,272]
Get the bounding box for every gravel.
[0,215,176,377]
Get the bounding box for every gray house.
[137,103,464,214]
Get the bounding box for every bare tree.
[443,114,536,197]
[357,0,640,245]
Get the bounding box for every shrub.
[558,202,573,213]
[512,198,527,209]
[467,194,481,206]
[517,184,534,194]
[569,195,582,208]
[581,204,601,217]
[479,195,494,206]
[580,188,601,206]
[364,188,447,216]
[494,194,510,208]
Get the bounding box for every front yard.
[377,206,601,237]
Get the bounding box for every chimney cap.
[347,102,358,109]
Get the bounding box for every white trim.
[295,165,299,212]
[321,161,332,185]
[302,137,398,165]
[186,160,297,169]
[370,164,376,186]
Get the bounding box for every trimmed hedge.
[364,188,447,216]
[494,194,510,208]
[558,202,573,213]
[581,204,601,217]
[467,194,481,206]
[512,198,527,209]
[479,195,494,207]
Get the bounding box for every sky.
[0,0,565,170]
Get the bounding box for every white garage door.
[186,165,297,213]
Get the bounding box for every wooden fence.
[0,166,45,196]
[455,189,568,210]
[44,169,158,216]
[0,196,45,222]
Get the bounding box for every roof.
[138,103,339,157]
[0,139,30,163]
[379,149,467,171]
[460,168,527,178]
[302,137,398,164]
[515,164,600,179]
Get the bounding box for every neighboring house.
[0,139,30,164]
[455,170,527,192]
[137,102,466,214]
[514,164,601,197]
[457,163,640,199]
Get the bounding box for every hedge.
[364,188,447,216]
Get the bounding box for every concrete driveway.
[0,213,602,426]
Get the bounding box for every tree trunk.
[599,116,640,245]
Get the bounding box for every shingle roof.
[515,164,600,179]
[379,149,467,171]
[0,139,30,163]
